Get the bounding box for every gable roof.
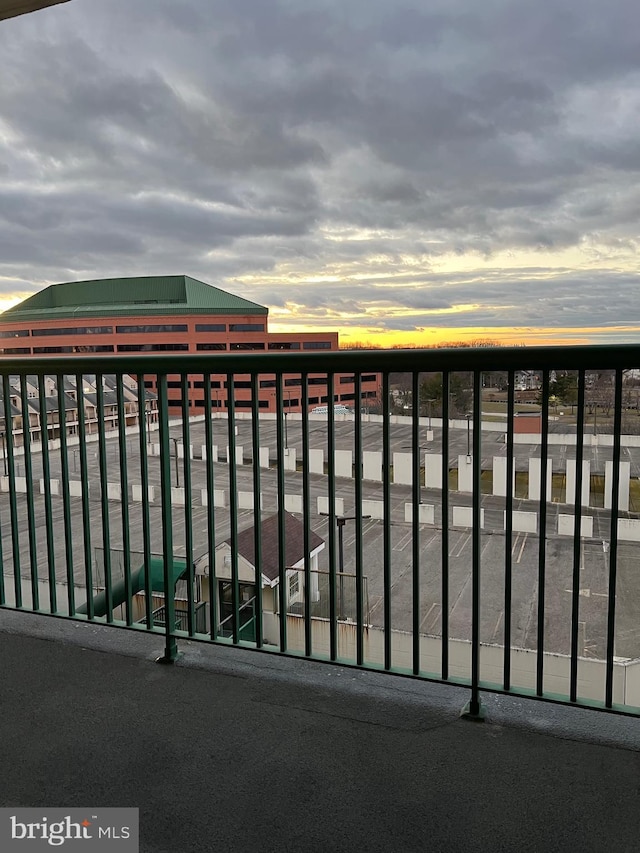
[0,275,268,322]
[226,512,325,583]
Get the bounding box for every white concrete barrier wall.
[107,482,121,501]
[334,450,352,478]
[503,510,537,533]
[238,491,262,510]
[528,458,553,501]
[259,447,270,469]
[404,503,435,524]
[39,478,60,496]
[617,518,640,542]
[362,499,384,520]
[566,460,590,506]
[425,453,442,489]
[200,488,227,508]
[452,506,485,528]
[14,476,27,493]
[177,444,193,460]
[309,449,324,475]
[201,445,220,463]
[363,451,382,481]
[68,481,83,497]
[132,485,155,503]
[171,487,185,506]
[284,494,303,513]
[457,455,473,493]
[283,448,297,471]
[317,496,345,516]
[558,514,594,538]
[392,452,412,486]
[604,461,630,512]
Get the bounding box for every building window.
[0,329,29,338]
[196,343,226,351]
[284,398,299,408]
[303,341,332,349]
[116,324,188,333]
[340,393,356,401]
[259,379,276,388]
[284,378,302,387]
[31,326,113,336]
[229,323,265,332]
[223,381,252,389]
[192,380,222,389]
[230,342,265,350]
[195,324,226,332]
[308,377,327,385]
[288,572,300,600]
[362,374,377,383]
[340,375,356,384]
[268,342,300,350]
[72,345,114,353]
[117,344,189,352]
[33,346,73,353]
[2,347,30,354]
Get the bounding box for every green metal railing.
[0,347,639,718]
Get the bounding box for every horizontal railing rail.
[1,344,639,719]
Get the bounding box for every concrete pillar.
[283,448,297,471]
[528,458,553,501]
[132,485,155,503]
[284,494,303,513]
[200,488,227,508]
[566,460,590,507]
[259,447,270,469]
[363,451,382,481]
[425,453,442,489]
[404,503,435,524]
[309,449,324,475]
[604,461,630,512]
[107,482,121,501]
[226,446,244,465]
[39,478,60,496]
[392,452,412,485]
[493,456,515,497]
[68,481,83,497]
[170,487,185,505]
[334,450,352,478]
[457,455,473,493]
[238,491,262,510]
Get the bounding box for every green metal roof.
[0,275,268,322]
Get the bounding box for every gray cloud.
[1,0,640,340]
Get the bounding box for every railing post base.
[156,641,181,664]
[460,699,486,722]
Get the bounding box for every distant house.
[194,511,325,641]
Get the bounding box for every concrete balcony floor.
[0,610,639,853]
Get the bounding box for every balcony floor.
[0,610,639,852]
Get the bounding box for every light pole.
[466,413,472,462]
[171,437,180,487]
[0,432,6,476]
[284,391,291,450]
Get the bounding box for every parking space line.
[420,602,439,631]
[516,533,528,564]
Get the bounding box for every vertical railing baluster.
[251,373,264,649]
[19,375,39,611]
[116,376,133,626]
[536,369,550,696]
[570,370,586,703]
[157,375,177,661]
[96,374,112,623]
[464,370,483,717]
[354,373,364,666]
[136,375,153,629]
[326,374,337,660]
[40,375,57,614]
[76,374,93,620]
[412,370,420,675]
[227,374,240,645]
[181,374,195,636]
[605,369,623,707]
[441,371,450,680]
[276,374,288,653]
[203,374,218,640]
[58,373,75,617]
[300,373,312,658]
[503,369,515,690]
[3,375,20,608]
[382,371,391,670]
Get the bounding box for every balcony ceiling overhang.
[0,0,70,21]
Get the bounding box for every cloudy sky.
[1,0,640,346]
